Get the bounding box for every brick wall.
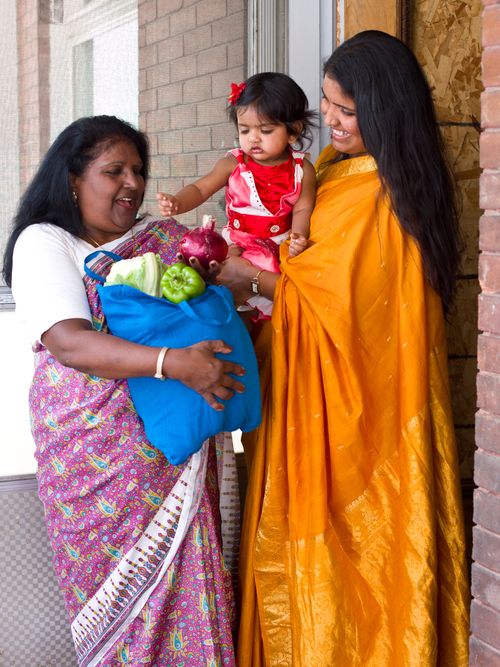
[470,1,500,663]
[138,0,245,227]
[16,0,51,192]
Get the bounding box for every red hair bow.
[228,82,246,105]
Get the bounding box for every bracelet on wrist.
[250,270,264,295]
[154,346,170,380]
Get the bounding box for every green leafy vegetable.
[105,252,164,297]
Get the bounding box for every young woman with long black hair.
[219,30,469,666]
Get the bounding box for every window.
[288,0,336,159]
[73,39,94,118]
[247,0,336,161]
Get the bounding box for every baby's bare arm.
[157,155,237,216]
[289,159,316,256]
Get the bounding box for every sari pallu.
[238,151,469,666]
[31,219,238,666]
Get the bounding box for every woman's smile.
[71,138,145,242]
[321,76,366,155]
[115,196,136,209]
[331,128,350,139]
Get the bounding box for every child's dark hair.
[227,72,318,150]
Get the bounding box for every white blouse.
[12,217,151,346]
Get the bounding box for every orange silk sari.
[237,147,469,666]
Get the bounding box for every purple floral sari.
[30,219,239,666]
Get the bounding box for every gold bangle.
[154,346,169,380]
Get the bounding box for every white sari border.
[72,443,208,667]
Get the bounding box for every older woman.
[220,31,469,666]
[3,115,241,666]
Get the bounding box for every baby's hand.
[156,192,180,216]
[289,232,308,257]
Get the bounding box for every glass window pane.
[93,21,138,128]
[73,40,94,119]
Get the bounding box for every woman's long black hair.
[2,115,149,287]
[324,30,461,311]
[228,72,318,150]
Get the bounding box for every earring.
[72,190,78,206]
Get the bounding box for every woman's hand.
[217,253,280,305]
[175,253,221,283]
[216,254,256,306]
[164,341,245,411]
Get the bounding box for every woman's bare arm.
[216,254,280,305]
[42,318,245,410]
[157,155,237,216]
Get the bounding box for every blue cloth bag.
[85,250,261,465]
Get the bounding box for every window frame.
[0,287,15,312]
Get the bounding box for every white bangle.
[154,346,169,380]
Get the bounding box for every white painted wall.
[0,313,36,476]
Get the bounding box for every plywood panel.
[448,357,478,426]
[345,0,398,39]
[441,125,480,276]
[412,0,482,123]
[447,278,480,357]
[455,427,475,479]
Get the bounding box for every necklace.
[83,225,140,251]
[84,233,102,248]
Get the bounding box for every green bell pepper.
[161,262,206,303]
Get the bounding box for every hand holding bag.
[85,250,261,465]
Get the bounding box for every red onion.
[178,215,228,269]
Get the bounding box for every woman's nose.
[323,105,338,126]
[123,171,140,189]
